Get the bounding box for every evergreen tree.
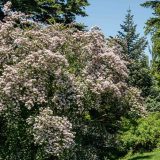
[141,1,160,112]
[141,1,160,84]
[141,0,160,10]
[118,9,147,60]
[0,0,89,25]
[117,9,153,97]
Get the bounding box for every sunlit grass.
[121,149,160,160]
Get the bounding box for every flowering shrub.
[0,2,146,159]
[30,108,75,156]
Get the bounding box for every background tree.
[141,0,160,112]
[117,9,147,60]
[141,1,160,84]
[0,0,89,26]
[116,9,153,97]
[115,7,160,157]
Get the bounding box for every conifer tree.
[117,9,153,97]
[118,9,147,60]
[0,0,89,25]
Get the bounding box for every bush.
[0,2,146,159]
[119,113,160,153]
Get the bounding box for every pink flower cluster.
[31,108,75,156]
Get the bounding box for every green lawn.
[121,150,160,160]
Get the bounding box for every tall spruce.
[117,9,153,97]
[118,9,147,60]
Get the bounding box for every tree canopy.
[116,9,152,97]
[0,1,160,160]
[0,3,146,159]
[141,1,160,83]
[0,0,89,24]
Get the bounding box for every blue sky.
[77,0,152,37]
[76,0,153,58]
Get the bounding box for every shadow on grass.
[129,155,153,160]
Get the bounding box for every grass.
[121,149,160,160]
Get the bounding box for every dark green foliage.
[141,0,160,9]
[145,82,160,112]
[128,57,153,97]
[141,1,160,84]
[0,0,89,24]
[0,116,35,160]
[141,1,160,112]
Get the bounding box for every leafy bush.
[119,113,160,153]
